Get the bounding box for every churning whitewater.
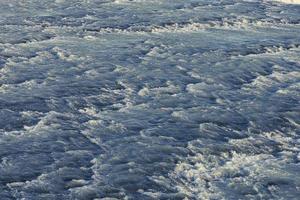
[0,0,300,199]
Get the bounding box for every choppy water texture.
[0,0,300,199]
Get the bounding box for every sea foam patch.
[275,0,300,4]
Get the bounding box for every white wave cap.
[276,0,300,4]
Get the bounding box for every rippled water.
[0,0,300,199]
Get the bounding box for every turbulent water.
[0,0,300,199]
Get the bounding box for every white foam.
[276,0,300,4]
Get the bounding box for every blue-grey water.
[0,0,300,199]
